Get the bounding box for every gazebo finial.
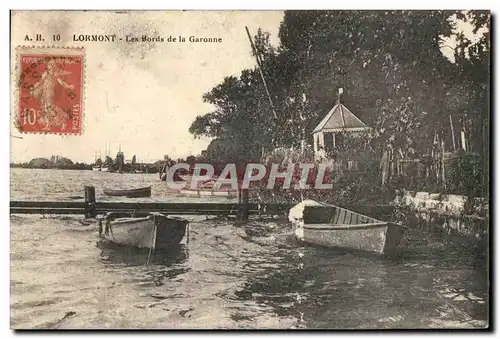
[337,87,344,104]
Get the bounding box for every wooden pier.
[10,186,292,220]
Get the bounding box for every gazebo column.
[318,132,325,149]
[332,133,336,148]
[313,133,319,154]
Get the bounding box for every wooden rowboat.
[289,200,406,256]
[103,186,151,198]
[98,212,188,250]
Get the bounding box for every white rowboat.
[290,200,406,256]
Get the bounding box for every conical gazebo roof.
[313,102,369,134]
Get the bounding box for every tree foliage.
[189,10,490,164]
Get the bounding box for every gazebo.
[312,89,370,160]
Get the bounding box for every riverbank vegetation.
[189,10,490,204]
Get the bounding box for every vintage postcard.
[10,10,490,330]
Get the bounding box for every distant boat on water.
[103,186,152,198]
[91,144,113,172]
[92,165,110,172]
[92,150,104,172]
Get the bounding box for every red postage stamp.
[16,47,85,135]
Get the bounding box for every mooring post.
[239,188,249,221]
[84,186,97,218]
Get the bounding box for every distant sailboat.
[92,151,102,171]
[101,143,110,172]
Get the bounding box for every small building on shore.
[312,89,370,161]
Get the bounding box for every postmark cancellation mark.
[15,47,85,135]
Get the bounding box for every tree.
[442,11,490,154]
[186,155,196,167]
[191,10,489,168]
[189,69,274,162]
[29,157,50,168]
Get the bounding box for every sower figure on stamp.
[30,59,75,130]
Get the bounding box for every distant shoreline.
[10,164,161,173]
[11,166,97,170]
[10,164,91,170]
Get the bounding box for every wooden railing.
[10,186,293,220]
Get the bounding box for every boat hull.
[103,186,151,198]
[291,203,406,256]
[295,222,405,256]
[99,213,188,250]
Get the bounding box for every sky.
[10,11,284,163]
[439,11,489,64]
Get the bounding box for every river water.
[10,168,489,329]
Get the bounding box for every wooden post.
[84,186,97,218]
[483,118,489,196]
[440,140,446,190]
[460,116,467,151]
[237,188,249,222]
[242,189,249,221]
[449,115,457,152]
[388,147,393,183]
